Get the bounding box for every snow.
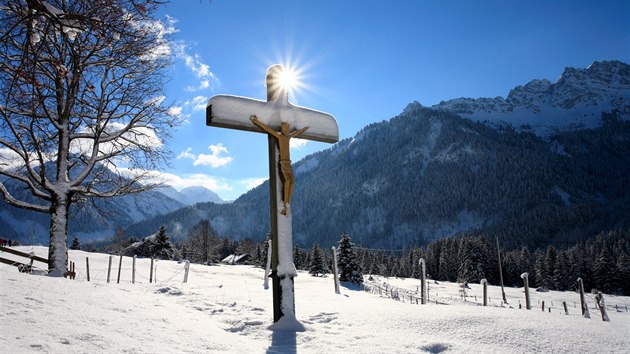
[207,95,339,143]
[2,246,630,353]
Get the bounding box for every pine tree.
[260,232,271,269]
[308,243,327,276]
[616,251,630,295]
[553,250,570,291]
[151,225,176,260]
[545,245,558,290]
[594,246,616,293]
[255,244,262,267]
[534,252,548,289]
[337,232,363,284]
[70,236,81,251]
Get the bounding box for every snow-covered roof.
[221,253,250,264]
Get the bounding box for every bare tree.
[0,0,179,276]
[187,219,220,264]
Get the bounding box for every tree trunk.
[48,195,70,277]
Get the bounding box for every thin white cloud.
[192,143,233,168]
[174,42,219,92]
[190,95,208,111]
[136,14,178,61]
[241,177,267,190]
[0,147,26,170]
[113,167,232,192]
[290,138,308,150]
[176,147,195,160]
[167,105,183,118]
[69,122,163,158]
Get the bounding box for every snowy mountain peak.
[432,60,630,135]
[402,100,423,114]
[157,185,226,206]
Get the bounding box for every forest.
[85,221,630,296]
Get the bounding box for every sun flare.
[278,68,299,91]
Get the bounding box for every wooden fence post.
[521,272,531,310]
[563,301,568,315]
[86,257,90,282]
[117,255,122,284]
[107,255,112,283]
[542,300,545,312]
[595,291,610,322]
[183,260,190,283]
[481,279,488,306]
[419,258,426,305]
[150,258,154,283]
[577,278,590,318]
[132,255,136,284]
[71,262,75,279]
[332,246,340,294]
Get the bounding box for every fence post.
[595,291,610,322]
[332,246,340,294]
[86,257,90,282]
[107,255,112,283]
[577,278,590,318]
[132,255,136,284]
[542,300,545,312]
[71,262,75,279]
[521,272,531,310]
[117,255,122,284]
[183,260,190,283]
[481,279,488,306]
[563,301,568,315]
[263,240,272,289]
[419,258,426,304]
[155,260,158,283]
[150,258,154,283]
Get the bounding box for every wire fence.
[362,277,629,317]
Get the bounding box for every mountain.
[125,61,630,250]
[157,186,225,206]
[432,60,630,135]
[0,169,186,245]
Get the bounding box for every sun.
[278,67,299,91]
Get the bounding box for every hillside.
[127,108,630,249]
[1,247,629,353]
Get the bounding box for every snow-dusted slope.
[1,247,629,353]
[432,60,630,135]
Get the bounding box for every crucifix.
[206,64,339,323]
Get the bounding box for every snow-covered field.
[1,246,629,353]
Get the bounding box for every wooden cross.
[206,64,338,323]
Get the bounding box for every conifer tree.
[517,247,531,275]
[553,250,570,291]
[337,232,363,284]
[70,236,81,251]
[151,225,176,260]
[544,246,558,289]
[616,251,630,295]
[308,243,327,276]
[534,252,549,288]
[594,246,616,293]
[260,232,271,269]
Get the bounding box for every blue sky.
[156,0,629,201]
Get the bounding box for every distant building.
[221,254,251,265]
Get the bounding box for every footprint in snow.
[420,343,450,353]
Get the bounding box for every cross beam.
[206,65,338,323]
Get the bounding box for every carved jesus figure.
[250,115,309,215]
